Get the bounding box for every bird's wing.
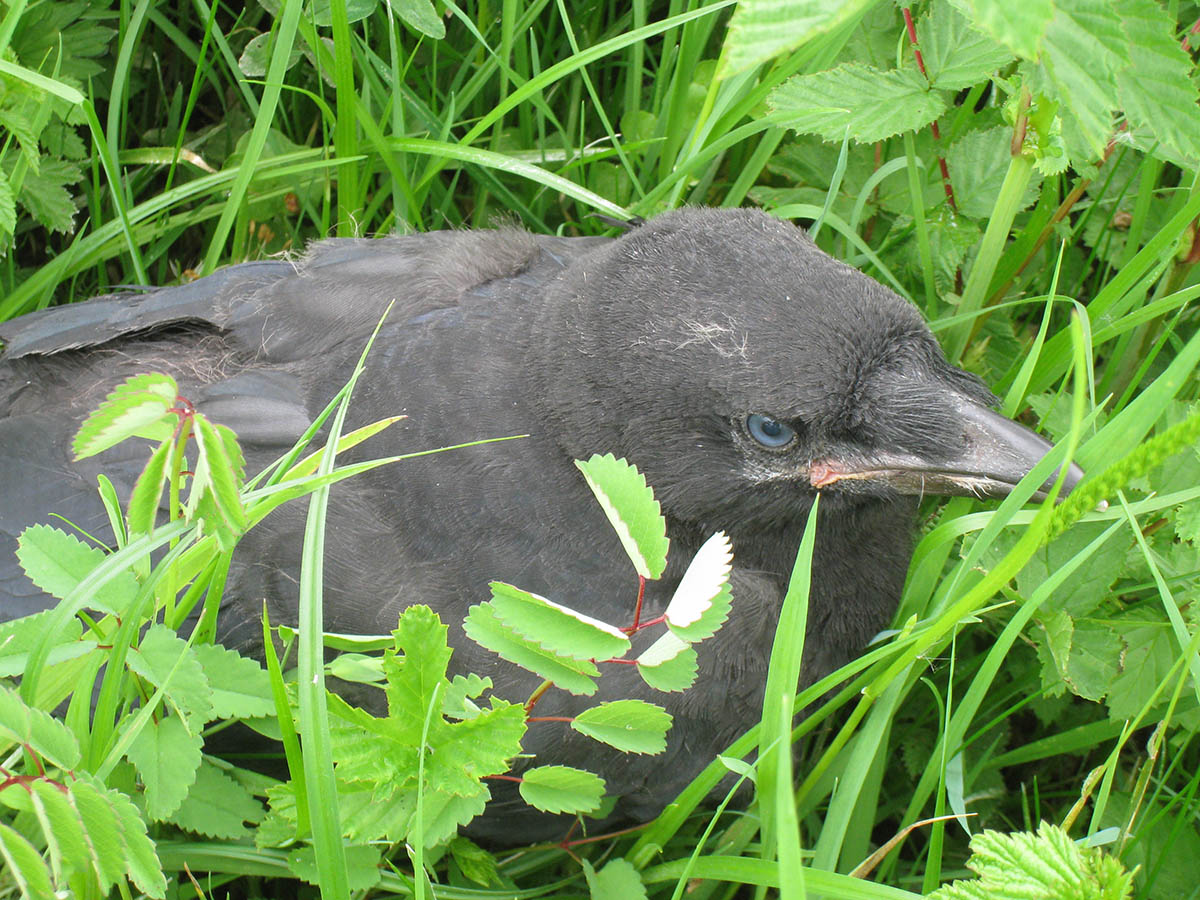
[0,228,606,626]
[0,262,292,358]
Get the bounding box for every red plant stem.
[903,6,957,212]
[559,822,649,849]
[1183,17,1200,51]
[485,774,523,783]
[624,574,647,634]
[525,679,552,714]
[27,746,45,778]
[601,657,638,665]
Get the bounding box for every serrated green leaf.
[15,523,138,614]
[28,779,88,884]
[0,611,89,678]
[487,581,630,661]
[286,842,382,891]
[518,765,605,815]
[583,857,648,900]
[412,788,491,849]
[193,643,275,718]
[17,158,81,235]
[166,760,264,838]
[571,699,672,754]
[126,438,172,538]
[1063,621,1122,703]
[0,821,56,900]
[186,418,247,543]
[1175,501,1200,544]
[929,822,1134,899]
[108,783,167,897]
[1034,1,1128,159]
[986,522,1123,618]
[123,714,202,820]
[0,168,16,236]
[126,625,214,724]
[464,602,600,695]
[444,673,492,720]
[382,604,452,726]
[664,531,732,632]
[335,785,417,845]
[1115,0,1200,163]
[575,454,669,579]
[947,127,1043,220]
[636,630,689,667]
[67,777,128,891]
[0,108,41,173]
[949,0,1053,61]
[719,0,877,78]
[1107,614,1175,721]
[922,4,1014,90]
[668,583,732,644]
[770,64,948,144]
[72,373,178,459]
[0,684,81,770]
[330,606,527,845]
[636,634,699,692]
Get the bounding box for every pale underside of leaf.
[664,531,732,628]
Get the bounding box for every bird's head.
[532,207,1082,534]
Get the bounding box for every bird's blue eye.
[746,414,796,448]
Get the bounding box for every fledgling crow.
[0,207,1081,841]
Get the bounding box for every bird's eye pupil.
[746,414,796,448]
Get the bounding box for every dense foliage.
[1,0,1198,898]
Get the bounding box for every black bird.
[0,207,1081,842]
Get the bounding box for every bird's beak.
[810,395,1084,502]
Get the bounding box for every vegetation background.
[0,0,1199,898]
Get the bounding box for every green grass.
[1,1,1199,898]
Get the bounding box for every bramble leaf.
[928,822,1133,899]
[921,5,1014,91]
[770,64,947,143]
